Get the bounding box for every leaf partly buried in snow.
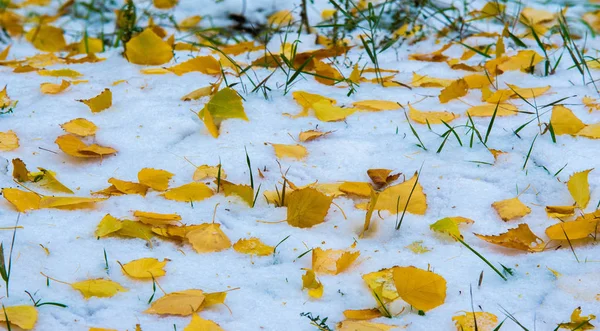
[312,100,357,122]
[125,29,173,65]
[557,307,596,330]
[352,100,400,111]
[162,183,213,202]
[312,247,360,275]
[272,143,308,160]
[285,187,333,228]
[302,269,323,299]
[408,104,457,124]
[374,173,427,215]
[40,80,71,94]
[392,266,446,311]
[71,279,127,299]
[452,312,499,331]
[0,130,19,151]
[184,314,225,331]
[166,56,220,75]
[567,169,592,209]
[0,305,38,330]
[233,237,274,256]
[199,87,247,138]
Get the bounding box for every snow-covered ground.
[1,0,599,330]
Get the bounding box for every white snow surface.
[1,0,600,330]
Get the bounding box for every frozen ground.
[0,0,599,330]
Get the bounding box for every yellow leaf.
[495,50,544,72]
[475,223,544,252]
[405,241,430,254]
[298,130,332,142]
[339,181,372,197]
[29,168,73,194]
[38,68,82,78]
[154,0,178,9]
[546,214,600,240]
[412,72,453,88]
[167,56,220,75]
[491,197,531,221]
[430,217,474,239]
[40,79,70,94]
[55,134,117,158]
[551,105,586,135]
[343,308,383,321]
[392,266,446,311]
[0,130,19,151]
[25,25,65,52]
[374,173,427,215]
[312,99,357,122]
[272,143,308,160]
[467,103,518,117]
[134,211,181,226]
[39,196,106,210]
[118,220,155,241]
[77,88,112,113]
[2,188,40,212]
[408,104,458,124]
[184,314,225,331]
[193,165,224,181]
[362,268,399,303]
[302,269,323,299]
[0,306,37,330]
[352,100,400,111]
[12,158,29,182]
[0,45,10,61]
[199,87,247,138]
[567,169,592,209]
[104,178,148,196]
[268,10,293,27]
[312,247,359,275]
[577,123,600,139]
[186,223,231,253]
[121,258,168,279]
[452,312,499,331]
[0,85,15,108]
[95,214,123,237]
[439,78,469,103]
[285,187,333,228]
[162,182,213,202]
[125,29,173,65]
[219,179,254,206]
[545,205,576,218]
[583,96,600,112]
[181,82,220,101]
[292,91,336,117]
[233,237,274,256]
[463,74,493,89]
[71,279,127,299]
[138,168,173,191]
[60,118,97,136]
[337,320,398,331]
[408,43,452,62]
[145,289,205,316]
[367,169,400,188]
[180,16,202,30]
[557,307,596,330]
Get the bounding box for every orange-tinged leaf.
[491,197,531,221]
[0,130,19,151]
[545,206,576,218]
[12,158,29,182]
[302,269,323,299]
[125,29,172,65]
[25,25,65,52]
[343,308,383,320]
[467,103,518,117]
[60,118,97,136]
[162,182,213,202]
[184,314,225,331]
[134,211,181,226]
[145,289,205,316]
[2,188,40,212]
[0,306,37,330]
[233,237,274,256]
[272,143,307,160]
[71,279,127,299]
[285,187,333,228]
[408,104,458,124]
[138,168,173,191]
[408,43,451,62]
[39,196,106,210]
[312,247,360,275]
[56,134,117,158]
[352,100,400,111]
[339,181,371,197]
[439,78,468,103]
[337,320,398,331]
[121,258,168,279]
[374,173,427,215]
[298,130,332,142]
[40,79,70,94]
[452,312,499,331]
[154,0,178,9]
[475,223,544,252]
[186,223,231,253]
[167,56,220,75]
[77,88,112,113]
[392,266,446,311]
[567,169,592,209]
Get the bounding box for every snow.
[1,0,600,330]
